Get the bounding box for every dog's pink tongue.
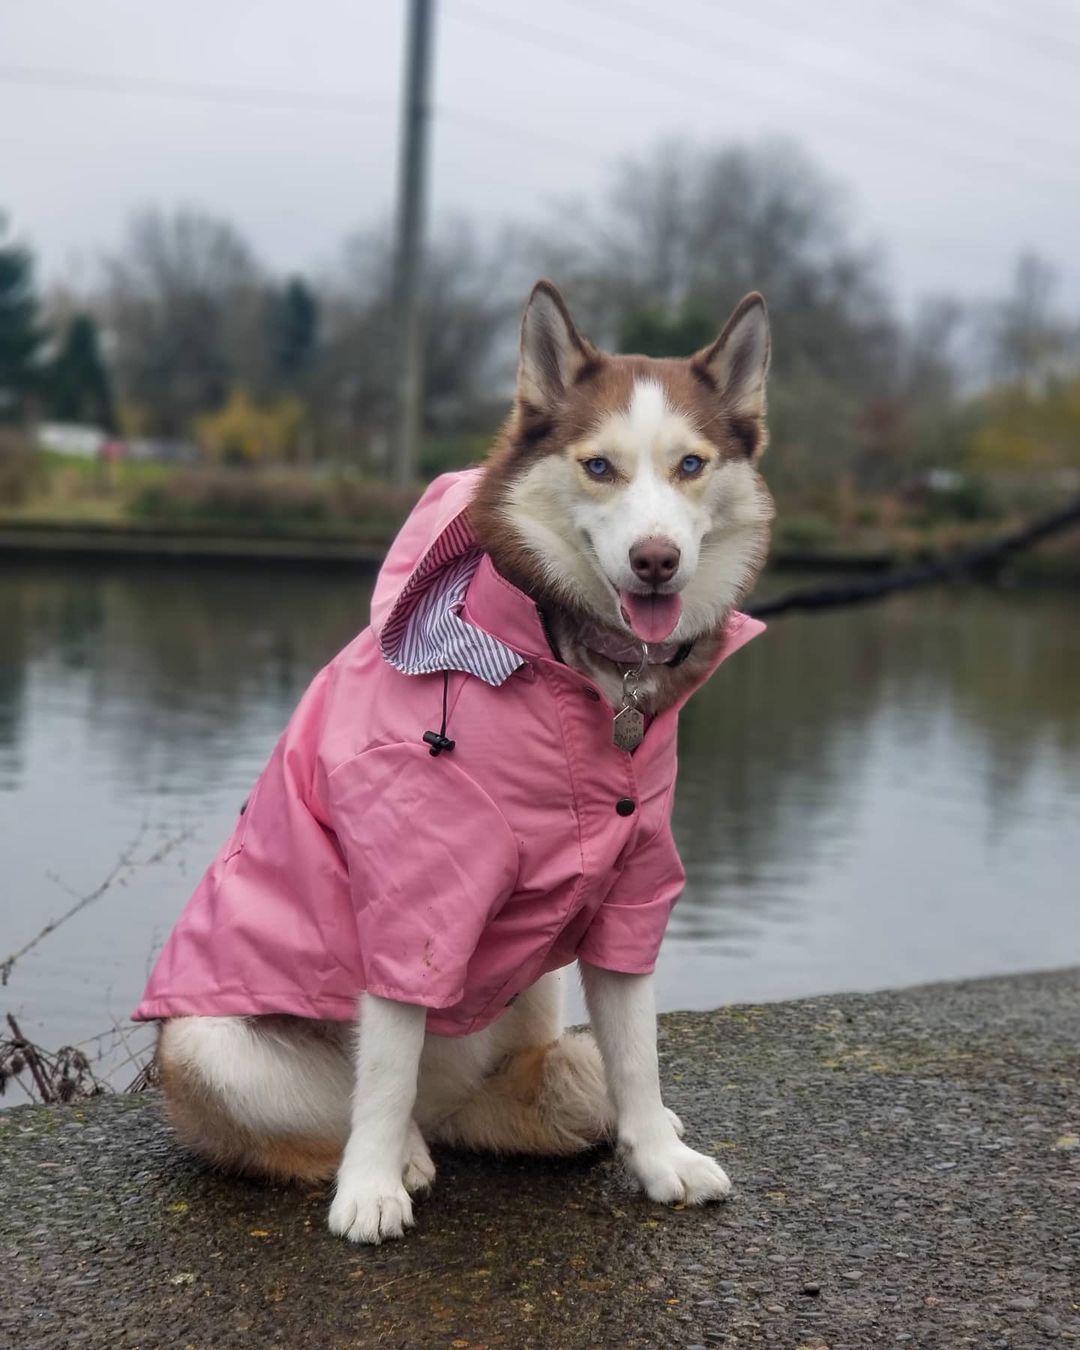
[619,590,683,643]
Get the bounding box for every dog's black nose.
[629,538,680,585]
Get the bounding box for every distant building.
[37,422,107,458]
[35,422,200,464]
[126,438,199,464]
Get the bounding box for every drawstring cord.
[422,670,456,757]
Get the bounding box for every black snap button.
[616,798,636,817]
[583,687,601,702]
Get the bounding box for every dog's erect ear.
[692,293,771,438]
[517,280,595,413]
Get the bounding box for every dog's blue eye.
[680,454,705,476]
[583,457,611,478]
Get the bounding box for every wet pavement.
[2,969,1078,1348]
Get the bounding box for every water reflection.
[1,565,368,796]
[1,560,1078,1072]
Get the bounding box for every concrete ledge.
[3,970,1078,1348]
[0,523,386,567]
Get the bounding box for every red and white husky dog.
[156,281,773,1243]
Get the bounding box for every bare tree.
[983,252,1075,390]
[103,209,271,437]
[312,219,520,466]
[535,140,904,491]
[539,139,897,387]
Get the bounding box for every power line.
[449,0,1076,183]
[448,0,1076,177]
[938,0,1080,68]
[2,43,1074,213]
[583,0,1080,133]
[0,61,608,169]
[0,64,390,116]
[681,0,1080,73]
[4,39,1075,178]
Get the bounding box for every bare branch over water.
[0,824,193,986]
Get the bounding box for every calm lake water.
[2,558,1079,1088]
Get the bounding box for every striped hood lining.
[377,511,524,687]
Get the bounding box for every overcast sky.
[3,0,1079,313]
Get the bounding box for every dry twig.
[1,824,193,986]
[1,1014,109,1104]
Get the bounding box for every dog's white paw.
[402,1122,436,1194]
[625,1137,731,1206]
[328,1169,415,1244]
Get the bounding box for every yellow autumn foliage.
[970,377,1080,471]
[196,389,305,465]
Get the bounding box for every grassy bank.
[2,439,1078,576]
[0,450,422,548]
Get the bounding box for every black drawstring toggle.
[423,670,456,757]
[423,730,455,756]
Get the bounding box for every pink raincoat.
[134,470,764,1036]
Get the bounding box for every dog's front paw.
[402,1121,436,1195]
[328,1170,415,1244]
[625,1137,731,1206]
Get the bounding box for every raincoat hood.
[372,468,527,687]
[371,469,479,645]
[135,470,765,1036]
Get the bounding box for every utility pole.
[389,0,436,486]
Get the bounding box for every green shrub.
[773,513,837,554]
[418,433,490,479]
[128,467,420,542]
[0,429,43,506]
[913,477,1000,525]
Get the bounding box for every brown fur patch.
[254,1134,343,1183]
[497,1040,556,1107]
[430,1033,612,1157]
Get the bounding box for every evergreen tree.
[619,306,716,357]
[0,217,43,422]
[271,277,318,381]
[45,313,116,430]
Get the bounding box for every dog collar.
[576,620,694,668]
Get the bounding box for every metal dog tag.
[613,656,647,752]
[612,703,645,752]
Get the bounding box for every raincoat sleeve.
[326,743,520,1009]
[577,804,686,976]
